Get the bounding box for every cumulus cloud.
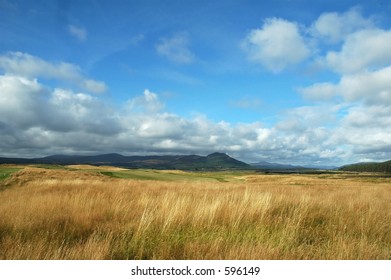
[0,76,278,159]
[334,103,391,160]
[68,24,87,42]
[299,82,338,101]
[126,89,165,114]
[325,29,391,74]
[242,8,388,76]
[338,67,391,104]
[0,74,120,135]
[231,9,391,163]
[293,8,391,163]
[82,79,108,94]
[1,54,340,164]
[299,67,391,160]
[0,69,385,165]
[3,8,391,164]
[274,105,341,161]
[0,75,45,129]
[243,18,310,72]
[156,33,195,64]
[311,7,373,43]
[302,65,391,105]
[0,52,107,93]
[1,46,391,165]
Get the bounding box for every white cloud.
[0,75,45,129]
[302,66,391,105]
[0,52,107,93]
[241,8,384,75]
[299,80,391,163]
[68,24,87,42]
[243,18,310,72]
[325,29,391,74]
[126,89,165,114]
[296,8,391,163]
[0,71,386,165]
[311,7,373,43]
[0,66,280,161]
[338,66,391,104]
[82,79,107,94]
[0,73,385,165]
[299,82,338,101]
[335,104,391,158]
[1,51,391,165]
[156,33,195,64]
[0,74,119,135]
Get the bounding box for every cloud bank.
[0,51,341,164]
[1,7,391,165]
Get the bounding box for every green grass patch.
[0,167,22,191]
[0,167,22,181]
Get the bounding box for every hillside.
[339,160,391,173]
[0,152,250,171]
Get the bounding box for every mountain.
[203,152,250,169]
[339,160,391,173]
[0,152,251,171]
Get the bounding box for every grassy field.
[0,165,390,260]
[0,166,22,180]
[0,165,22,190]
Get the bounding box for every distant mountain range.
[0,152,250,171]
[1,152,389,173]
[250,161,306,170]
[339,160,391,173]
[249,161,339,171]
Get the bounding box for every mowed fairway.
[0,165,390,259]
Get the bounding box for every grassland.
[0,165,390,259]
[0,166,22,180]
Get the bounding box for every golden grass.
[0,167,390,259]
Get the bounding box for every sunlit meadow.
[0,166,390,259]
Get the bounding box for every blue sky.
[1,0,391,166]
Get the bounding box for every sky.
[1,0,391,166]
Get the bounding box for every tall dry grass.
[0,167,390,259]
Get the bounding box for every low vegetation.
[0,165,390,259]
[0,166,22,190]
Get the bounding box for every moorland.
[0,164,390,259]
